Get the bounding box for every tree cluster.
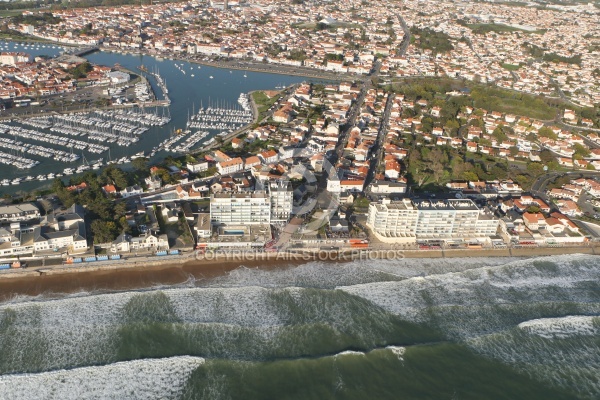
[52,166,132,244]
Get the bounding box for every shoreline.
[0,245,597,301]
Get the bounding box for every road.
[330,60,382,167]
[397,16,411,56]
[364,92,395,188]
[531,170,600,194]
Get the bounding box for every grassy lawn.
[0,31,53,43]
[471,86,556,120]
[0,10,26,17]
[501,63,521,71]
[467,23,545,35]
[252,90,280,121]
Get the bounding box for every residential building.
[210,192,271,226]
[187,160,210,173]
[120,185,143,198]
[217,157,244,175]
[0,203,40,223]
[367,198,499,243]
[269,180,293,222]
[195,213,212,239]
[111,232,169,253]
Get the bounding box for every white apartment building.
[367,198,499,243]
[0,52,32,66]
[217,157,244,175]
[0,203,40,223]
[0,204,89,256]
[210,192,271,226]
[269,180,293,222]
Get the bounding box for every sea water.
[0,254,598,399]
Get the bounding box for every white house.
[120,185,143,198]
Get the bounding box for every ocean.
[0,254,598,399]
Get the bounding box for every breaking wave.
[0,356,204,400]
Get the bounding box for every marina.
[187,95,254,131]
[0,48,311,191]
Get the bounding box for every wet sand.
[0,257,308,302]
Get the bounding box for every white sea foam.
[204,257,518,289]
[0,292,126,372]
[335,350,365,357]
[339,254,600,338]
[0,356,204,400]
[518,316,600,339]
[386,346,406,361]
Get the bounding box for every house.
[120,185,143,198]
[102,184,118,196]
[259,149,279,164]
[556,199,582,217]
[145,175,162,191]
[384,160,401,180]
[195,213,211,239]
[217,157,244,175]
[187,160,210,173]
[232,137,244,149]
[563,109,577,121]
[244,156,261,169]
[370,180,407,194]
[273,105,295,123]
[161,204,179,223]
[340,179,364,193]
[466,141,478,152]
[111,232,169,253]
[329,215,349,233]
[66,182,88,193]
[558,157,573,167]
[523,212,545,230]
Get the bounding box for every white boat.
[209,76,213,79]
[1,179,10,185]
[37,175,47,181]
[47,173,55,179]
[11,178,22,185]
[63,168,74,175]
[24,176,34,181]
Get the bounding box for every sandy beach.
[0,245,598,301]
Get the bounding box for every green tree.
[462,171,479,181]
[573,143,590,159]
[132,157,149,171]
[91,220,118,244]
[492,125,508,143]
[527,162,545,176]
[537,127,557,140]
[539,149,555,164]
